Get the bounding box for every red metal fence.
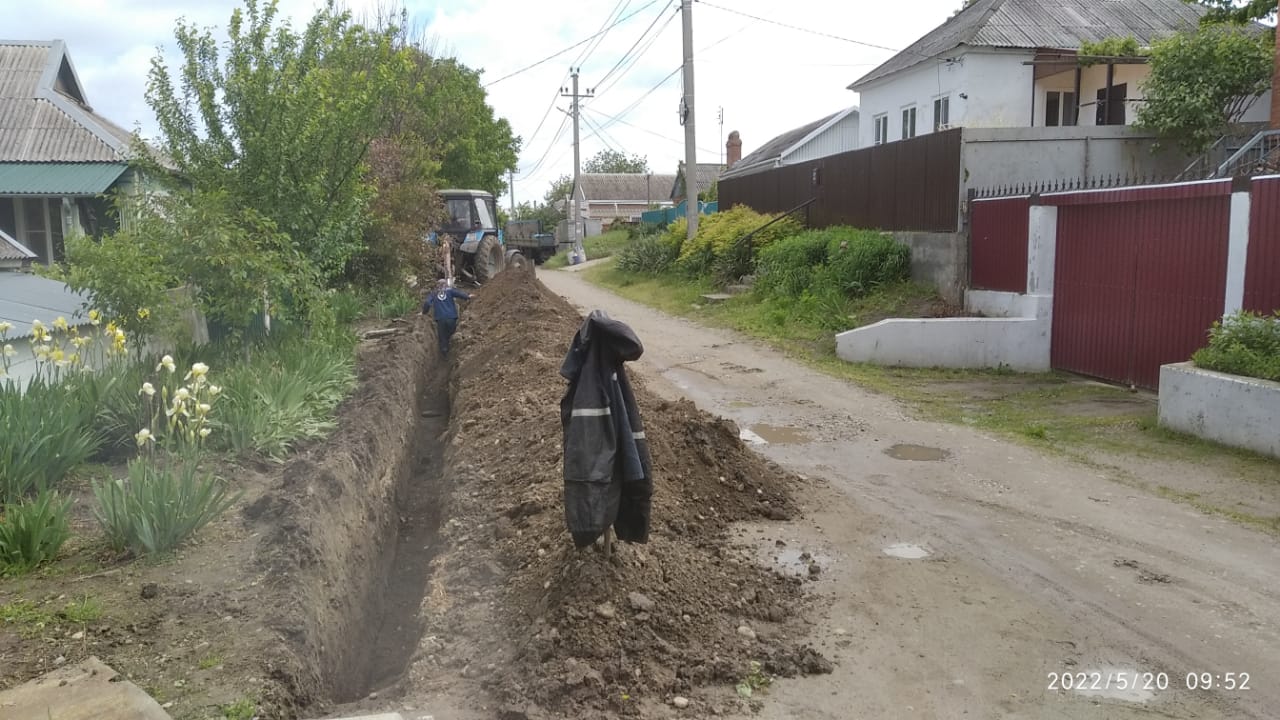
[719,129,962,233]
[1245,176,1280,314]
[969,197,1030,292]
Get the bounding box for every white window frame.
[901,105,918,140]
[872,114,889,145]
[1044,90,1078,127]
[933,95,950,132]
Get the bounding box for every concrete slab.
[0,656,173,720]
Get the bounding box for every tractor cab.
[427,190,510,285]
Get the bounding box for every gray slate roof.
[671,162,725,200]
[0,230,35,262]
[0,40,135,162]
[849,0,1208,90]
[577,173,677,204]
[721,110,844,181]
[0,271,89,341]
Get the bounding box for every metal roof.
[0,229,36,261]
[0,40,137,163]
[849,0,1208,90]
[0,271,89,340]
[0,161,126,194]
[576,173,678,203]
[721,108,850,181]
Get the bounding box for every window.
[933,96,950,132]
[873,114,888,145]
[444,198,473,231]
[1045,91,1078,127]
[901,106,917,139]
[1095,83,1127,126]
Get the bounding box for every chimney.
[726,130,742,168]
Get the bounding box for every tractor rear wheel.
[474,234,504,284]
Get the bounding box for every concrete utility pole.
[680,0,698,240]
[509,170,515,214]
[561,69,593,255]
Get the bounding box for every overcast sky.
[10,0,961,205]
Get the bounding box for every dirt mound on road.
[406,268,828,718]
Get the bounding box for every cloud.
[9,0,961,202]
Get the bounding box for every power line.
[594,5,680,98]
[586,106,718,156]
[522,80,569,159]
[599,66,681,131]
[581,113,619,154]
[694,0,901,53]
[575,0,631,70]
[596,1,675,89]
[519,112,570,180]
[483,0,662,87]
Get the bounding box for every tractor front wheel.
[474,234,504,284]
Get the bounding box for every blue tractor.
[426,189,526,285]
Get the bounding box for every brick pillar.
[726,130,742,168]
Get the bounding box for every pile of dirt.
[404,268,830,718]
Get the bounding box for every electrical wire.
[483,0,662,87]
[596,1,674,89]
[597,66,681,134]
[694,0,901,53]
[574,0,631,70]
[586,106,718,156]
[519,112,570,180]
[593,7,679,98]
[580,113,620,154]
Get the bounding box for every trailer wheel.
[505,249,528,271]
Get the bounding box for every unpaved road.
[540,269,1279,720]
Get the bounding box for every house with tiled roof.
[0,39,146,265]
[848,0,1272,148]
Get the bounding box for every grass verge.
[543,230,632,269]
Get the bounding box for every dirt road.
[540,269,1280,720]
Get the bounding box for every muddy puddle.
[885,443,949,461]
[882,543,931,559]
[739,424,810,446]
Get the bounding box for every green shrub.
[0,376,102,503]
[815,230,911,298]
[214,338,356,460]
[614,235,682,275]
[329,289,367,325]
[755,231,833,297]
[373,284,418,319]
[0,491,72,574]
[676,206,803,279]
[1192,311,1280,382]
[94,459,238,556]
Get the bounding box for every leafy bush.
[815,230,911,298]
[329,289,367,325]
[755,231,834,297]
[94,459,237,556]
[614,234,682,275]
[0,376,102,503]
[676,206,802,279]
[214,339,356,460]
[1192,311,1280,382]
[0,491,72,574]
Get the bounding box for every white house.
[720,105,860,181]
[848,0,1272,148]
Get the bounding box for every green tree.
[1136,25,1274,153]
[582,149,649,174]
[145,0,408,282]
[1194,0,1276,24]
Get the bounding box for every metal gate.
[1050,186,1231,389]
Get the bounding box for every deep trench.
[338,373,451,701]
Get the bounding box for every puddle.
[761,545,831,577]
[739,427,768,446]
[882,543,930,559]
[728,400,754,409]
[885,443,949,461]
[1060,668,1156,703]
[750,424,810,445]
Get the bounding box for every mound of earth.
[402,268,830,718]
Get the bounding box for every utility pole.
[718,107,724,166]
[509,170,515,215]
[680,0,698,239]
[561,69,593,255]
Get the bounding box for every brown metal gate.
[1049,183,1232,389]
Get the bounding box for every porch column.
[1224,181,1251,316]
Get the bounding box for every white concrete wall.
[1035,65,1273,127]
[1158,363,1280,459]
[785,111,861,162]
[960,126,1194,190]
[966,290,1051,319]
[835,317,1051,371]
[961,50,1035,128]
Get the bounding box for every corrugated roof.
[849,0,1208,90]
[0,229,36,261]
[721,109,845,181]
[0,161,126,194]
[0,271,90,340]
[0,40,136,163]
[578,173,678,203]
[670,162,725,199]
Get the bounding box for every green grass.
[544,230,632,269]
[0,596,104,635]
[221,697,257,720]
[198,654,224,670]
[61,596,103,624]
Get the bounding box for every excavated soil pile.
[407,268,830,718]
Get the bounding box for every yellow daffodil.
[0,321,11,335]
[2,344,14,358]
[198,428,212,439]
[71,336,91,349]
[191,362,209,378]
[134,428,154,446]
[175,387,191,402]
[88,309,102,326]
[209,385,222,397]
[105,321,117,335]
[31,319,44,333]
[139,382,156,397]
[137,307,151,320]
[52,316,69,331]
[196,403,211,415]
[157,355,176,373]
